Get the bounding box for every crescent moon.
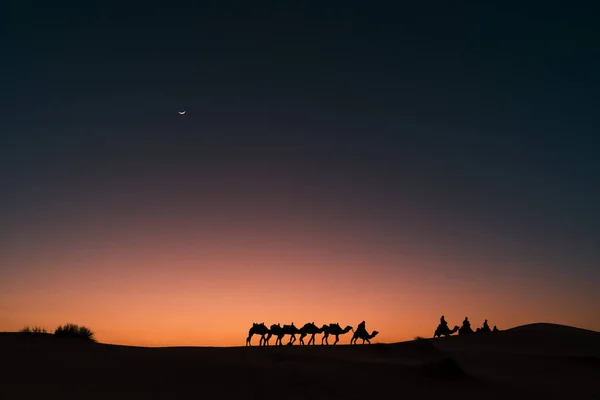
[178,111,186,115]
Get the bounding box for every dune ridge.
[1,323,598,399]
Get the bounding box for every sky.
[1,2,599,346]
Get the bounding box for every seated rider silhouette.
[440,315,448,329]
[483,319,489,330]
[462,317,470,328]
[357,320,366,333]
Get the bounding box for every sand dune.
[1,323,598,399]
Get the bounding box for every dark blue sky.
[1,1,599,330]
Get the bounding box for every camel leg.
[333,335,339,345]
[299,333,306,345]
[290,334,296,345]
[246,334,252,346]
[309,334,315,345]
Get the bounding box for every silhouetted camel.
[282,323,300,345]
[246,322,269,346]
[321,323,353,345]
[264,323,299,346]
[264,323,282,346]
[299,322,323,345]
[265,323,299,345]
[350,328,379,344]
[434,325,460,338]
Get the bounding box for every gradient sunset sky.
[1,2,599,346]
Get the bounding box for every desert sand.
[2,323,598,399]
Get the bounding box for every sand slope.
[1,323,598,399]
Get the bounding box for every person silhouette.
[483,319,489,330]
[440,315,448,328]
[462,317,470,328]
[357,320,366,335]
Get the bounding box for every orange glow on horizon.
[2,230,598,346]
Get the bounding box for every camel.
[265,323,299,346]
[321,323,353,345]
[246,322,269,346]
[282,323,300,345]
[434,325,459,338]
[350,328,379,344]
[298,322,323,345]
[264,323,282,346]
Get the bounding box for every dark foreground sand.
[2,323,599,399]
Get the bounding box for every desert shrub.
[19,326,48,334]
[54,323,96,342]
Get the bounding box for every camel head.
[370,330,379,339]
[343,325,354,334]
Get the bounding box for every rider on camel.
[440,315,448,329]
[483,319,490,331]
[462,317,471,329]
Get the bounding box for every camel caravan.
[434,315,500,338]
[246,316,500,346]
[246,321,379,346]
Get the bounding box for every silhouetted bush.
[54,323,96,342]
[19,326,48,334]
